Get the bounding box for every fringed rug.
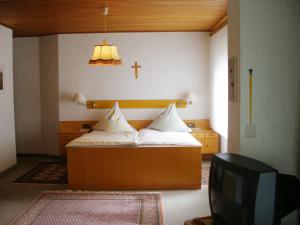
[201,161,210,185]
[14,161,210,185]
[8,191,163,225]
[14,161,67,184]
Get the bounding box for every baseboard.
[0,164,17,177]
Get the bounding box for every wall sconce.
[185,92,197,105]
[72,93,87,106]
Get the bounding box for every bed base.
[67,146,202,190]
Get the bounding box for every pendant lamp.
[89,7,122,66]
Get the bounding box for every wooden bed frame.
[66,120,206,190]
[67,145,201,190]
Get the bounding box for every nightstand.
[191,128,205,147]
[59,129,90,155]
[191,128,219,154]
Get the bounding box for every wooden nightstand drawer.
[204,132,218,139]
[59,131,90,155]
[60,134,73,139]
[191,128,220,154]
[204,138,219,153]
[59,139,71,155]
[192,132,204,139]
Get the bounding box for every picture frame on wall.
[228,56,237,102]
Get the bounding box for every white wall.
[40,35,59,155]
[12,32,217,155]
[209,26,228,153]
[228,0,300,223]
[13,37,42,154]
[13,36,60,155]
[58,32,210,121]
[239,0,300,178]
[0,25,16,172]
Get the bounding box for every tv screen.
[209,153,278,225]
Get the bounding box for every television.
[209,153,278,225]
[209,153,300,225]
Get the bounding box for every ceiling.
[0,0,227,37]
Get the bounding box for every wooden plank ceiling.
[0,0,227,37]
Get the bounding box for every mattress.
[67,129,201,148]
[137,128,201,146]
[66,130,138,148]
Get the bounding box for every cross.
[131,61,141,79]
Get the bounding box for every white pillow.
[93,102,136,132]
[147,103,191,132]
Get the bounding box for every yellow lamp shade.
[89,40,122,66]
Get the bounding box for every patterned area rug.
[14,161,67,184]
[202,162,210,185]
[8,192,163,225]
[15,161,210,185]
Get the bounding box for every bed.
[67,127,202,190]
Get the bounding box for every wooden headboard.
[87,99,187,109]
[59,119,210,132]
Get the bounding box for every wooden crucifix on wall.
[131,61,141,79]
